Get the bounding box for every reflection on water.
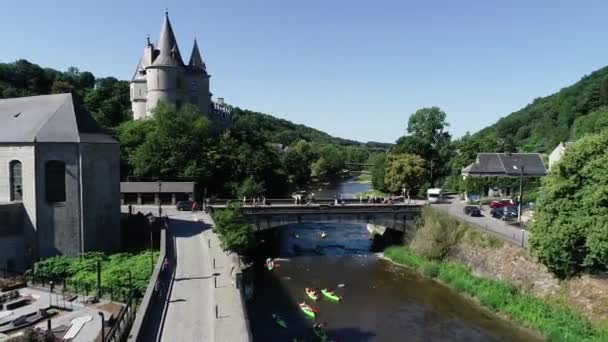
[246,223,541,342]
[310,175,372,199]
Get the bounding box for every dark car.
[490,206,519,221]
[463,205,481,217]
[176,200,194,211]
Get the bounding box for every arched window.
[45,161,66,203]
[9,160,22,201]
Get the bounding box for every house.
[548,142,573,170]
[461,152,547,198]
[0,94,121,270]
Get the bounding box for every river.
[246,177,540,341]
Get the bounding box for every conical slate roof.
[188,38,206,71]
[152,12,184,67]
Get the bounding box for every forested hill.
[232,108,392,149]
[473,65,608,152]
[0,59,389,150]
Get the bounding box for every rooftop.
[462,153,547,177]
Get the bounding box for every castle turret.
[187,38,211,115]
[130,36,155,119]
[145,12,186,116]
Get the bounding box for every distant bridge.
[211,200,426,232]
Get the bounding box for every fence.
[105,293,136,342]
[127,217,168,342]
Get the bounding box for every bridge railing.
[127,217,168,342]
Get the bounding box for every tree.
[393,107,452,186]
[369,153,386,191]
[384,153,426,195]
[84,77,130,127]
[212,202,255,254]
[311,144,346,177]
[235,177,266,198]
[529,130,608,277]
[128,101,211,179]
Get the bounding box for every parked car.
[463,205,481,217]
[176,200,194,211]
[490,206,519,220]
[489,199,514,209]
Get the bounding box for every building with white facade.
[0,94,121,270]
[130,12,231,128]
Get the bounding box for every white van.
[427,188,443,203]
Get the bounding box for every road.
[433,198,528,247]
[160,210,215,342]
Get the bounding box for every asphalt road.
[433,198,528,247]
[160,211,215,342]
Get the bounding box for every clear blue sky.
[2,0,608,143]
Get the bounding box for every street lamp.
[513,165,525,223]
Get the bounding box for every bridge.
[209,199,426,232]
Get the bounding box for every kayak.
[272,313,287,328]
[321,289,341,302]
[305,288,319,301]
[298,302,317,319]
[320,232,327,238]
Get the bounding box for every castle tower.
[145,12,185,117]
[186,38,211,115]
[129,12,231,127]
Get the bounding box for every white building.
[0,94,121,270]
[130,12,231,128]
[548,142,573,170]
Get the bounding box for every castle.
[130,12,231,126]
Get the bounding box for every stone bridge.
[230,202,425,232]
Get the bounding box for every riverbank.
[383,246,608,341]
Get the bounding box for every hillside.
[0,59,389,151]
[473,66,608,152]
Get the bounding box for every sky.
[2,0,608,143]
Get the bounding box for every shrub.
[421,262,440,278]
[409,207,466,260]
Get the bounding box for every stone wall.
[80,142,121,253]
[35,143,81,258]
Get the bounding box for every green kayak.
[321,289,341,302]
[298,302,316,319]
[272,313,287,328]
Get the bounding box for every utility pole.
[518,165,525,223]
[157,180,163,217]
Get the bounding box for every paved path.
[433,198,528,247]
[160,210,215,342]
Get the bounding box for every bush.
[212,202,255,255]
[409,207,466,260]
[530,130,608,277]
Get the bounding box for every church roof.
[188,38,206,71]
[152,12,184,67]
[0,94,117,144]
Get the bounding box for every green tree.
[384,153,426,195]
[393,107,452,186]
[129,101,211,179]
[530,130,608,277]
[369,153,387,191]
[311,144,346,177]
[235,177,266,198]
[212,202,255,254]
[84,77,131,127]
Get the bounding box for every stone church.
[0,93,121,270]
[130,12,232,127]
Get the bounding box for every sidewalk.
[196,213,251,342]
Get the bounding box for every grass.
[384,246,608,342]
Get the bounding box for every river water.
[246,178,540,342]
